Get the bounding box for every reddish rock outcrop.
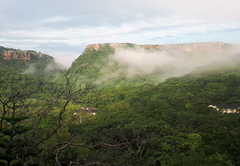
[83,43,127,53]
[1,50,52,60]
[83,42,232,54]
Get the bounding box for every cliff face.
[0,49,53,60]
[83,42,232,53]
[159,42,231,53]
[84,43,127,52]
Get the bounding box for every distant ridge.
[0,46,63,78]
[0,46,53,60]
[83,42,232,54]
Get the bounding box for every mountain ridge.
[0,46,54,60]
[0,46,63,79]
[68,41,239,88]
[83,42,233,54]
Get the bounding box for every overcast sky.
[1,0,240,67]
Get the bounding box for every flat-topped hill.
[0,46,53,60]
[83,42,232,53]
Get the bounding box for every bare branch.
[54,138,140,150]
[82,162,103,166]
[56,144,68,166]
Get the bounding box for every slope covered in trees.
[68,42,235,88]
[67,57,240,165]
[0,43,240,165]
[0,46,64,80]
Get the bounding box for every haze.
[108,44,239,82]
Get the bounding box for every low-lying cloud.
[108,44,239,83]
[22,64,36,74]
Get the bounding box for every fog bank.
[109,45,239,82]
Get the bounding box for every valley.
[0,42,240,165]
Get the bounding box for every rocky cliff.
[0,47,53,60]
[84,43,126,52]
[83,42,232,53]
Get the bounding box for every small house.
[73,107,100,115]
[73,107,99,123]
[208,104,240,113]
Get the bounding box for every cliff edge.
[83,42,232,54]
[0,46,53,60]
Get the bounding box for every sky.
[1,0,240,67]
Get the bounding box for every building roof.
[212,104,240,109]
[82,107,99,110]
[73,107,100,114]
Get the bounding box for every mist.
[105,44,240,83]
[22,61,64,79]
[44,62,65,72]
[22,64,36,74]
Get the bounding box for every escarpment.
[82,42,232,54]
[0,47,53,60]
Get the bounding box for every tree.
[0,68,97,165]
[0,69,41,165]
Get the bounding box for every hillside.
[68,42,237,88]
[0,46,64,79]
[1,42,240,165]
[67,47,240,165]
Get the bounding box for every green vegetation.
[0,44,240,165]
[0,46,63,79]
[69,44,164,88]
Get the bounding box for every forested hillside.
[68,53,240,165]
[0,46,64,79]
[0,43,240,165]
[69,42,235,88]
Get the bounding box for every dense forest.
[0,43,240,166]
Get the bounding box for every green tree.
[0,69,41,165]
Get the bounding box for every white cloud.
[1,0,240,67]
[117,0,240,20]
[109,43,239,82]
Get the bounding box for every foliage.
[1,45,240,165]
